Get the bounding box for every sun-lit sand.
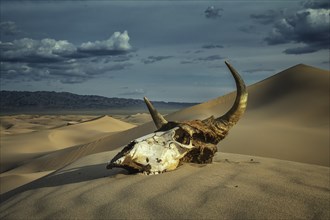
[0,115,135,191]
[0,64,329,219]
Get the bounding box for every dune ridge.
[0,116,135,193]
[1,115,135,171]
[0,64,329,219]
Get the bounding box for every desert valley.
[0,64,329,219]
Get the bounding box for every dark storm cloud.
[204,6,223,19]
[142,56,173,64]
[302,0,330,9]
[250,9,284,25]
[283,45,322,54]
[1,58,132,84]
[0,21,20,35]
[202,44,224,49]
[264,8,329,54]
[0,62,30,80]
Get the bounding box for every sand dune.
[113,112,153,125]
[0,115,99,135]
[1,152,328,219]
[0,115,135,191]
[0,64,329,219]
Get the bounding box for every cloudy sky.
[0,0,329,102]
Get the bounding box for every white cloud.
[1,38,76,62]
[0,31,134,84]
[79,31,131,54]
[1,31,132,63]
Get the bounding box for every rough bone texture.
[158,118,228,164]
[180,143,217,164]
[107,128,196,174]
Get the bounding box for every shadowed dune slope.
[1,152,329,219]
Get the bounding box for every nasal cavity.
[174,128,191,145]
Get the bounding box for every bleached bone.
[107,61,248,175]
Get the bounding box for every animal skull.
[107,61,248,175]
[107,127,194,174]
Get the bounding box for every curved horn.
[144,97,168,129]
[216,61,248,128]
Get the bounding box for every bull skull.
[107,61,248,175]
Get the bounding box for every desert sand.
[0,64,329,219]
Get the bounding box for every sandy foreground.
[0,64,329,219]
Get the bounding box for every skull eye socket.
[174,128,191,145]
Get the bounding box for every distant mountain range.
[0,91,198,114]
